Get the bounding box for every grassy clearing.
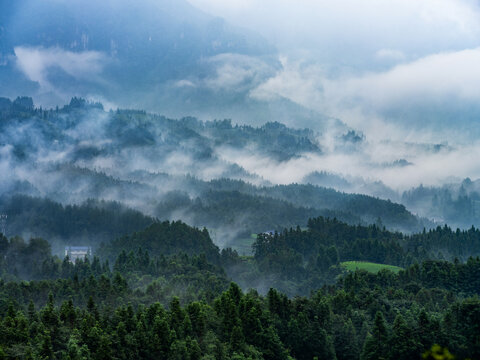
[341,261,403,274]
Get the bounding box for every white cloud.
[328,47,480,108]
[203,53,274,91]
[188,0,480,64]
[174,80,196,88]
[250,57,324,107]
[375,49,406,62]
[14,46,107,91]
[216,138,480,192]
[247,47,480,140]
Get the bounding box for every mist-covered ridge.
[0,96,445,252]
[2,96,480,245]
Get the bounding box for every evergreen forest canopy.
[2,0,480,357]
[0,212,479,359]
[0,96,452,241]
[1,97,480,358]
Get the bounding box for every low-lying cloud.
[326,48,480,109]
[14,46,107,92]
[188,0,480,142]
[247,47,480,141]
[205,54,274,90]
[216,136,480,193]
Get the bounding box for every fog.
[2,0,480,238]
[188,0,480,59]
[189,0,480,139]
[5,0,480,140]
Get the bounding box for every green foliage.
[1,195,155,247]
[0,256,477,359]
[423,345,456,360]
[244,216,480,295]
[341,261,403,274]
[98,221,221,264]
[361,311,388,360]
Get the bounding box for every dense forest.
[0,211,479,358]
[0,98,479,358]
[402,179,480,229]
[0,276,479,359]
[0,242,478,359]
[0,97,429,240]
[3,0,480,357]
[0,195,154,250]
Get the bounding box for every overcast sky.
[187,0,480,141]
[5,0,480,190]
[188,0,480,66]
[7,0,480,143]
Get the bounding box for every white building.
[65,246,92,263]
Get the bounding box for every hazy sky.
[188,0,480,65]
[6,0,480,144]
[187,0,480,141]
[5,0,480,219]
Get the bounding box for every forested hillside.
[0,227,478,359]
[3,0,480,357]
[0,195,154,249]
[402,178,480,229]
[227,216,480,296]
[0,98,477,359]
[1,210,480,358]
[0,97,430,254]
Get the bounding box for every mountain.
[0,0,334,127]
[0,97,428,255]
[401,178,480,228]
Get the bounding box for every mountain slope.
[0,0,284,120]
[0,98,428,249]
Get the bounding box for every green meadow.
[341,261,403,274]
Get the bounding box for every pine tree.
[334,318,359,360]
[39,333,54,360]
[361,311,388,360]
[230,325,245,353]
[388,314,421,360]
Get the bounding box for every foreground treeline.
[0,236,478,358]
[0,275,479,359]
[0,213,480,358]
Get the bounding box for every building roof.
[66,246,91,251]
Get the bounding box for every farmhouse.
[65,246,92,263]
